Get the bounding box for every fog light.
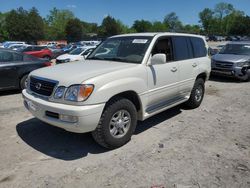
[59,114,78,123]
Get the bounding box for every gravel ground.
[0,76,249,188]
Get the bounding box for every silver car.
[211,41,250,81]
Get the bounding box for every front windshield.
[87,36,153,64]
[69,48,85,55]
[220,43,250,55]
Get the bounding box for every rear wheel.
[92,98,137,149]
[185,78,205,109]
[43,55,51,60]
[20,75,28,90]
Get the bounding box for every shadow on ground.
[0,90,20,96]
[16,106,182,161]
[209,75,241,83]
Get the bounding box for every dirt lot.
[0,76,250,188]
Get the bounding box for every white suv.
[22,33,211,148]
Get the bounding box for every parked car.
[62,44,77,53]
[23,33,211,148]
[0,41,26,48]
[8,44,28,51]
[48,46,65,59]
[0,49,51,91]
[211,41,250,81]
[21,46,53,60]
[56,46,96,64]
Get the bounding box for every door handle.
[192,63,197,67]
[171,67,177,72]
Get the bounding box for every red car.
[21,46,53,60]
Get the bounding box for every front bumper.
[22,89,105,133]
[211,66,250,80]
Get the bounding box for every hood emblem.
[35,83,42,90]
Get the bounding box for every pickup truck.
[22,33,211,149]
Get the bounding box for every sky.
[0,0,250,26]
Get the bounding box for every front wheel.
[185,78,205,109]
[20,75,28,90]
[92,98,137,149]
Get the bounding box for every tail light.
[44,62,52,66]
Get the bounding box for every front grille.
[30,76,57,97]
[215,61,234,69]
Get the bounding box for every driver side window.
[152,38,174,62]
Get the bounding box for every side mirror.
[148,54,166,66]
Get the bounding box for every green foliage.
[163,12,183,32]
[151,21,168,32]
[98,16,122,37]
[198,2,250,36]
[65,18,83,42]
[0,12,9,41]
[5,7,44,42]
[132,20,152,32]
[45,8,74,40]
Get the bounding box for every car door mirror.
[149,54,166,65]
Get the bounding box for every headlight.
[64,84,94,102]
[237,61,249,67]
[54,86,66,99]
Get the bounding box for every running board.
[146,96,187,114]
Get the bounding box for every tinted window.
[0,51,13,62]
[13,53,23,61]
[172,36,192,61]
[190,37,207,58]
[22,46,33,52]
[33,46,44,51]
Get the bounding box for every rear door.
[172,36,200,97]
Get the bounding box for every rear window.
[190,37,207,58]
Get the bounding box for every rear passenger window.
[172,36,192,61]
[190,37,207,58]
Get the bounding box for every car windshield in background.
[69,48,85,55]
[220,44,250,55]
[87,36,153,64]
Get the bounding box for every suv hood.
[212,53,250,63]
[30,60,137,86]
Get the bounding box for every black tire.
[185,78,205,109]
[43,55,51,60]
[20,75,28,90]
[92,97,137,149]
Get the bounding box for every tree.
[151,21,168,32]
[0,12,9,41]
[98,16,122,37]
[199,8,214,34]
[163,12,183,32]
[214,2,234,20]
[132,20,152,32]
[5,7,44,42]
[26,7,44,41]
[65,18,83,42]
[45,8,74,40]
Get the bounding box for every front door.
[146,37,180,112]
